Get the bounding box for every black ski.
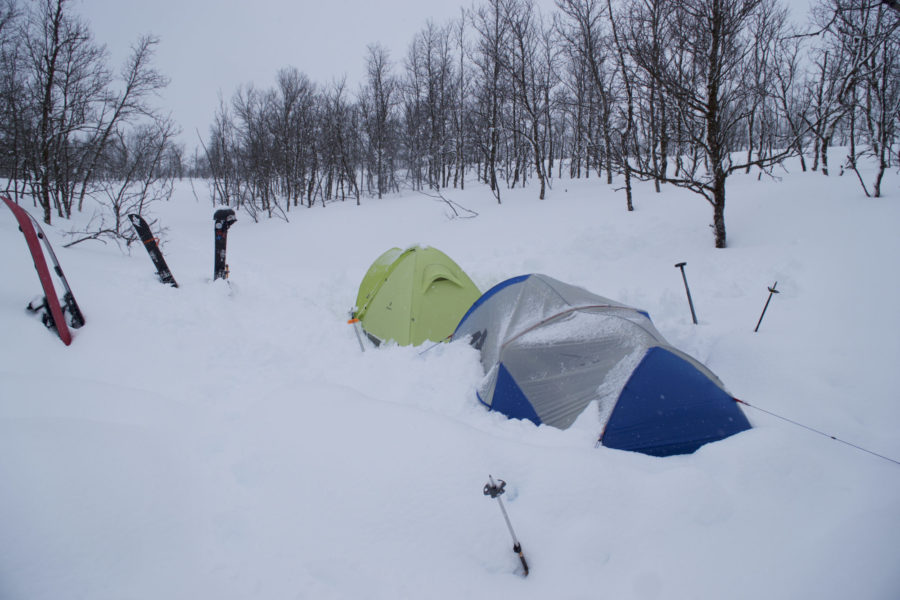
[128,213,178,287]
[26,209,86,330]
[213,209,236,280]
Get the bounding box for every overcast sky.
[75,0,490,150]
[75,0,812,153]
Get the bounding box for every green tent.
[353,246,480,346]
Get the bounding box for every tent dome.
[354,246,480,346]
[453,274,751,456]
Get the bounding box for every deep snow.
[1,158,899,599]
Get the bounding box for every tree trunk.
[713,172,727,248]
[38,1,65,224]
[873,158,885,198]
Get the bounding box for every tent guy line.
[735,398,900,467]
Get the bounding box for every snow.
[2,158,899,599]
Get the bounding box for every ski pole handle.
[484,476,506,498]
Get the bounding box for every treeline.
[0,0,180,241]
[204,0,899,246]
[1,0,898,248]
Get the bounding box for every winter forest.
[2,2,900,596]
[0,0,898,248]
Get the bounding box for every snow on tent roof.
[452,274,751,456]
[354,246,480,347]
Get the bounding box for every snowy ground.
[2,158,899,599]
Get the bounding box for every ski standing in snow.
[129,213,178,287]
[2,195,84,345]
[213,209,237,281]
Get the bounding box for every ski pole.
[483,475,529,576]
[754,281,779,332]
[675,262,698,324]
[348,312,366,352]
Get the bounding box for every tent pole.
[348,312,366,352]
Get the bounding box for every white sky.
[75,0,813,153]
[76,0,480,150]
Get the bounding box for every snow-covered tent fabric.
[452,274,751,456]
[354,246,481,346]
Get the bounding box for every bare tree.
[0,0,26,198]
[452,9,469,189]
[628,0,795,247]
[75,35,170,213]
[627,0,675,191]
[270,67,316,209]
[23,0,109,223]
[606,0,636,209]
[555,0,618,185]
[0,0,177,236]
[404,21,456,190]
[320,78,361,205]
[470,0,511,202]
[771,28,813,171]
[556,40,589,178]
[360,43,399,199]
[739,0,787,172]
[181,0,870,231]
[400,26,429,190]
[230,83,284,219]
[205,93,239,207]
[65,117,178,247]
[814,0,900,196]
[501,0,552,199]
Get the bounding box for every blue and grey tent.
[452,274,751,457]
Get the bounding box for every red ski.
[2,195,81,345]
